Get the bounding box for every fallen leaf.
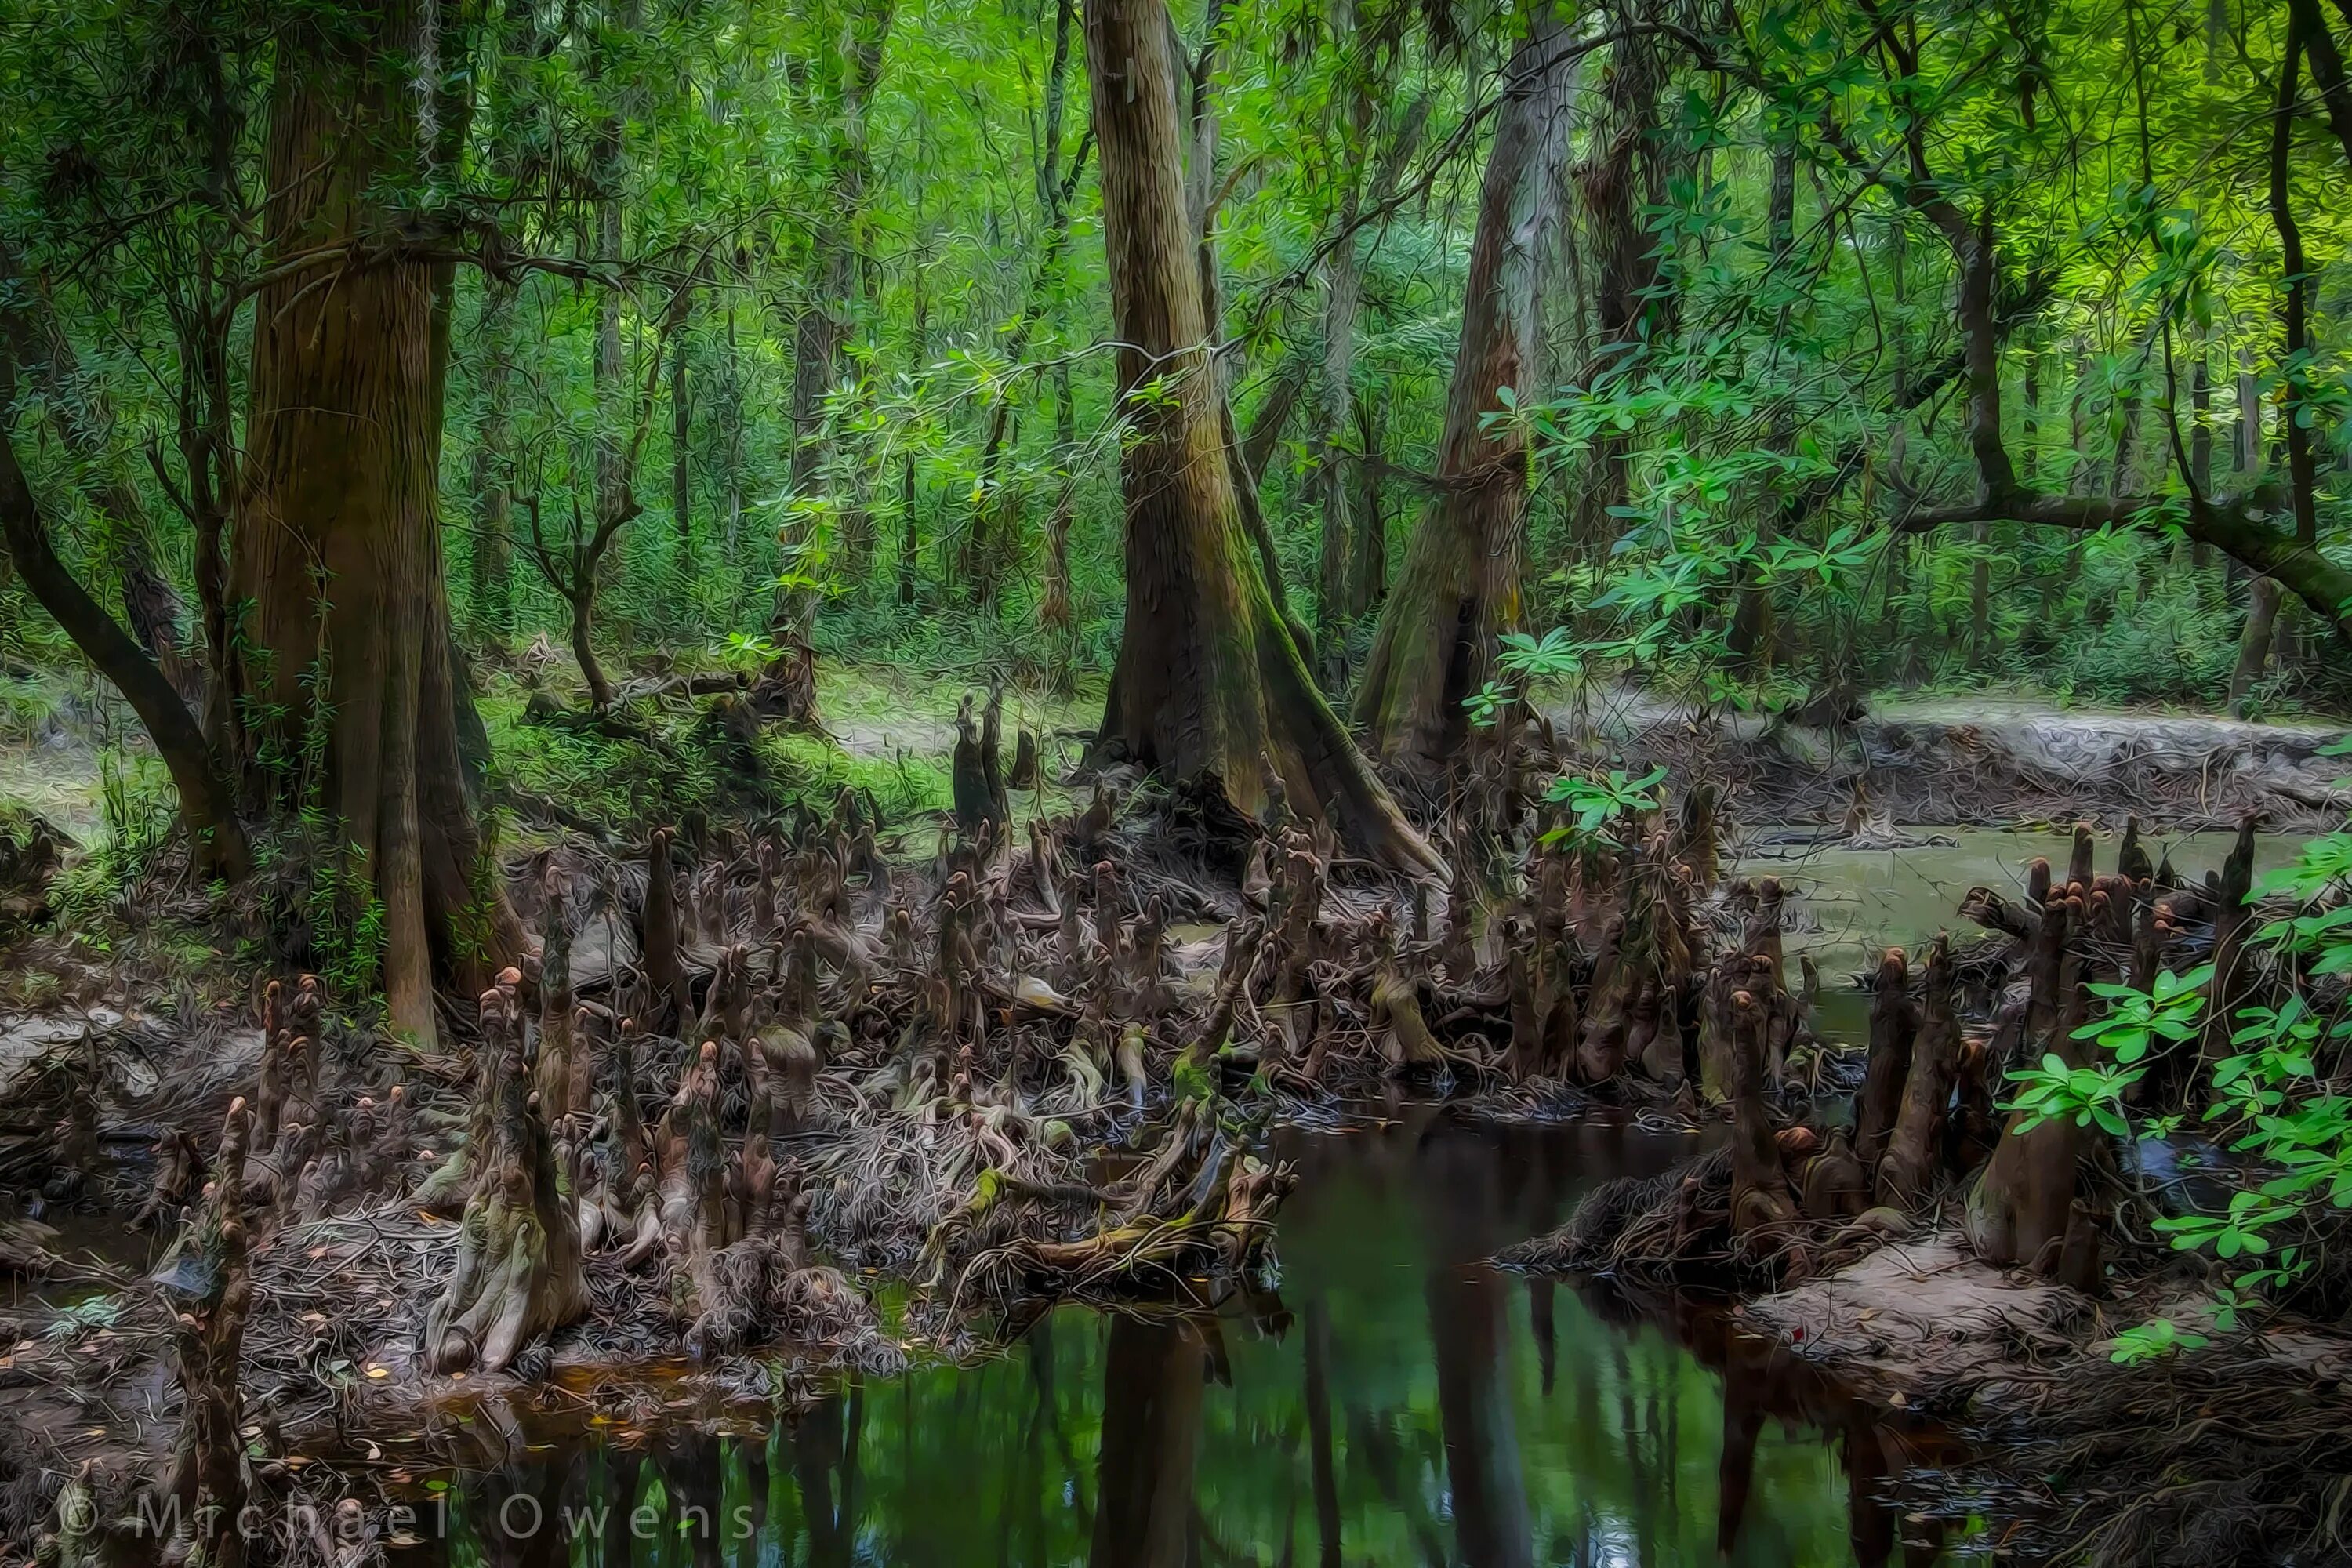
[365,1366,390,1380]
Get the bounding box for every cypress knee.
[1729,985,1798,1243]
[1877,935,1959,1209]
[1853,948,1917,1172]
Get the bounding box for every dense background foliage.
[1,0,2346,720]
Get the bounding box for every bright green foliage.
[2109,1315,2211,1364]
[1539,764,1670,846]
[2005,1051,2149,1140]
[2076,967,2212,1067]
[0,0,2338,724]
[2005,822,2352,1330]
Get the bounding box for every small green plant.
[2004,1051,2147,1139]
[300,835,387,1000]
[1538,764,1669,845]
[2002,966,2209,1136]
[2109,1316,2210,1364]
[719,631,785,666]
[1465,629,1581,728]
[92,746,175,884]
[2079,967,2215,1063]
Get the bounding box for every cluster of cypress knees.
[1544,814,2260,1290]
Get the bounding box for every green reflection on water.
[424,1110,1989,1568]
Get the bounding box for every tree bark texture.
[1083,0,1436,872]
[232,0,519,1044]
[1352,15,1574,780]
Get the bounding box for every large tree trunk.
[232,0,520,1045]
[1565,14,1676,561]
[1352,16,1574,781]
[1083,0,1436,873]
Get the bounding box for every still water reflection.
[415,1110,1988,1567]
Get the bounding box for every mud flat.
[1583,688,2350,833]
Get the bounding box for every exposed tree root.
[421,973,588,1374]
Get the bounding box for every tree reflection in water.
[417,1110,1991,1566]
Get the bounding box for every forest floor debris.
[0,690,1787,1561]
[10,672,2352,1563]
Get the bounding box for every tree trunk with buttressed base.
[1352,11,1576,782]
[1082,0,1437,873]
[230,0,523,1047]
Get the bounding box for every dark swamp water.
[407,826,2303,1567]
[404,1108,1993,1568]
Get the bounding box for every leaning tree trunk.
[1351,15,1575,782]
[2230,574,2281,710]
[1083,0,1436,873]
[2,378,250,881]
[230,0,521,1046]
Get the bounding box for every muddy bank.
[1581,688,2350,833]
[1739,1232,2352,1565]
